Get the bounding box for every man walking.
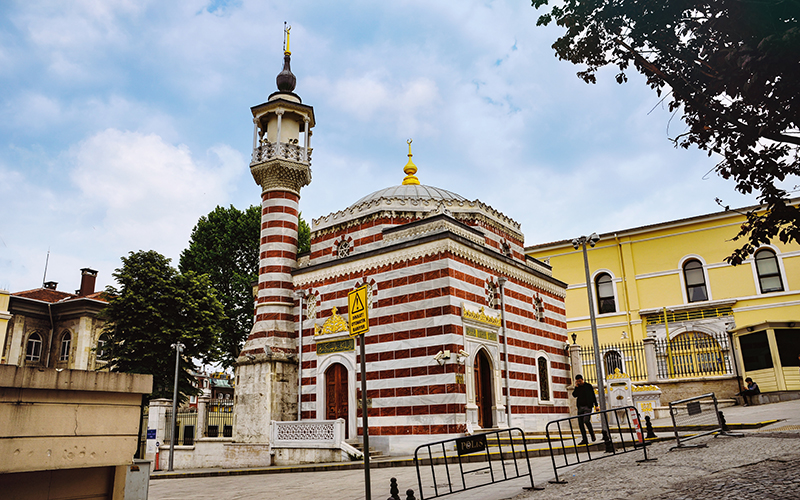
[572,374,598,445]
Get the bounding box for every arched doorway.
[474,350,494,429]
[325,363,349,437]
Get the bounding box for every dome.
[351,184,468,207]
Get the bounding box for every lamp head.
[589,232,600,247]
[571,238,580,250]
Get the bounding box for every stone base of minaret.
[233,336,298,444]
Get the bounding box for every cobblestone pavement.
[515,432,800,500]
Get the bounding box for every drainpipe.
[614,234,634,339]
[46,303,54,368]
[294,289,306,421]
[497,276,511,428]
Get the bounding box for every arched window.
[26,333,42,362]
[683,260,708,302]
[59,332,71,362]
[96,334,110,361]
[604,350,624,376]
[537,356,551,402]
[595,273,616,314]
[754,249,784,293]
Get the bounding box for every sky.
[0,0,769,294]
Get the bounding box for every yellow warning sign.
[348,285,369,337]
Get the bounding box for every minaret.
[234,26,315,444]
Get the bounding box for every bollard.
[387,478,400,500]
[718,411,729,432]
[645,416,657,439]
[405,489,416,500]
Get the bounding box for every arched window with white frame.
[59,331,72,362]
[595,272,616,314]
[754,248,784,293]
[26,333,42,362]
[683,259,708,302]
[537,354,553,403]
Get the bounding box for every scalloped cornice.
[294,238,566,298]
[312,196,522,238]
[384,217,484,246]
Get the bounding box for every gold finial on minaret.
[402,139,420,185]
[284,22,291,55]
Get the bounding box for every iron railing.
[206,400,234,437]
[164,409,198,446]
[655,331,732,379]
[580,340,648,384]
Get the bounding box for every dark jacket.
[572,382,597,408]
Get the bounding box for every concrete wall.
[158,440,272,470]
[0,365,152,474]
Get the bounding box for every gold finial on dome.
[284,22,291,55]
[402,139,420,185]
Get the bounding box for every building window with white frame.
[59,331,71,362]
[537,356,551,402]
[26,333,42,362]
[754,248,784,293]
[595,272,616,314]
[683,259,708,302]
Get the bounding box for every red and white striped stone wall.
[295,238,568,454]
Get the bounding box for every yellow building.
[526,201,800,398]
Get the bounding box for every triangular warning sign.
[351,292,365,314]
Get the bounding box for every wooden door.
[325,363,349,437]
[474,350,493,429]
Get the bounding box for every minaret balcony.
[251,140,312,166]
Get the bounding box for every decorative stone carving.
[314,307,348,336]
[250,158,312,194]
[462,304,502,328]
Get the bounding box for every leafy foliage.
[180,205,260,368]
[179,205,312,367]
[533,0,800,263]
[100,250,224,402]
[298,212,311,254]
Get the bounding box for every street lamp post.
[168,341,185,472]
[572,233,613,451]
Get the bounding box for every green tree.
[180,205,260,368]
[533,0,800,263]
[179,205,311,367]
[298,212,311,254]
[100,250,225,402]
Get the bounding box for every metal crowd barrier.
[414,427,542,499]
[668,392,742,449]
[545,405,654,483]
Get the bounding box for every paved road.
[149,399,800,500]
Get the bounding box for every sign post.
[348,285,371,500]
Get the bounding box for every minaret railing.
[251,140,312,166]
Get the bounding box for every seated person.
[736,377,760,406]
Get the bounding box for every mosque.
[232,37,570,455]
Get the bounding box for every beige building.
[0,365,153,499]
[1,268,109,370]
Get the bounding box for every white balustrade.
[252,140,312,165]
